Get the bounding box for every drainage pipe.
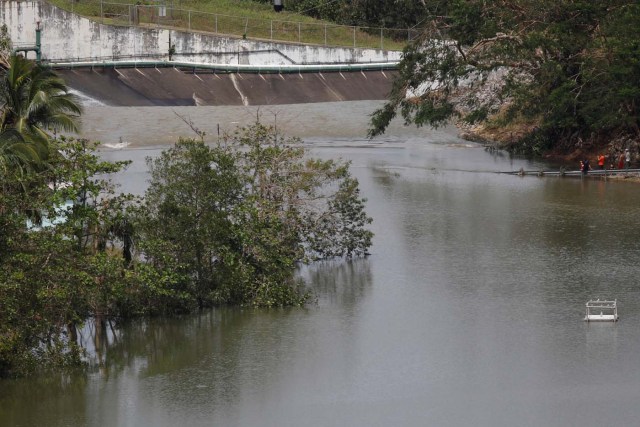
[13,22,42,62]
[45,60,399,74]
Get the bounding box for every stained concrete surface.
[57,68,396,106]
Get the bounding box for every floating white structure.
[584,299,619,322]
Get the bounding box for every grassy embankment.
[47,0,407,51]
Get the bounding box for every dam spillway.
[57,67,396,106]
[3,1,400,107]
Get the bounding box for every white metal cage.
[584,299,618,322]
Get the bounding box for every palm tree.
[0,128,43,175]
[0,54,82,170]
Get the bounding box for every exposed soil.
[461,121,640,171]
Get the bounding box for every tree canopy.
[255,0,432,30]
[136,124,373,309]
[0,124,373,377]
[368,1,640,154]
[0,136,134,377]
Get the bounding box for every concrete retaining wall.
[1,1,402,65]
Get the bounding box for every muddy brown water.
[2,101,640,427]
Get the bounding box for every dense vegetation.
[136,127,373,309]
[368,0,640,155]
[47,0,407,50]
[0,52,373,377]
[254,0,432,30]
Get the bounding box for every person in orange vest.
[597,154,605,169]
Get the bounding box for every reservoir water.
[2,101,640,426]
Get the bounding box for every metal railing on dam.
[50,0,414,50]
[47,59,399,73]
[41,44,400,68]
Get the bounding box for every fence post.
[100,0,103,23]
[215,15,218,34]
[353,26,356,48]
[270,20,273,40]
[129,5,131,26]
[380,28,383,50]
[324,24,327,46]
[188,10,191,31]
[298,22,301,42]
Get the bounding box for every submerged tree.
[0,137,135,378]
[136,124,373,308]
[0,125,374,376]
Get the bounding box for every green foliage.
[0,55,83,174]
[0,54,83,135]
[282,0,342,21]
[0,136,136,377]
[135,137,243,307]
[49,0,407,50]
[0,24,11,65]
[282,0,428,30]
[0,129,41,175]
[135,124,373,308]
[46,137,134,253]
[0,55,142,377]
[370,1,640,153]
[1,119,373,377]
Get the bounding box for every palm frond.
[0,54,83,141]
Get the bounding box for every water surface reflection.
[2,102,640,426]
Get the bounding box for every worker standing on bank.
[597,154,605,169]
[625,149,631,169]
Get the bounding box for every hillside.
[46,0,407,50]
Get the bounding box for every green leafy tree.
[0,137,136,378]
[46,137,134,253]
[135,136,243,309]
[0,124,373,375]
[369,1,640,154]
[135,124,373,308]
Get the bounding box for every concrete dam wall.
[2,1,399,106]
[57,67,395,106]
[1,1,401,65]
